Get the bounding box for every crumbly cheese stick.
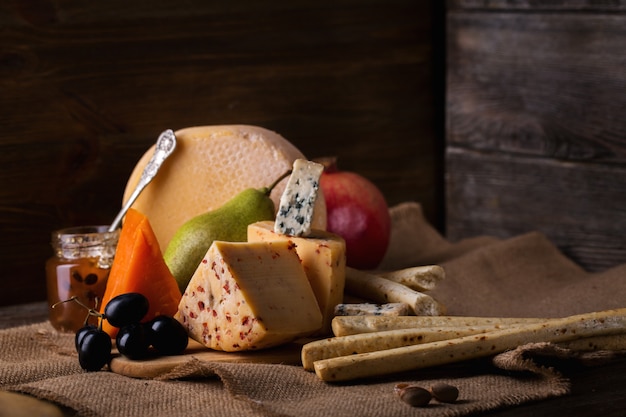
[313,307,626,382]
[344,268,444,316]
[302,326,505,371]
[331,315,544,336]
[334,303,412,317]
[378,265,445,292]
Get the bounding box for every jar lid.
[52,225,119,268]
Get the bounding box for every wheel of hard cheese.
[122,125,327,250]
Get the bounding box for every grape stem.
[52,296,106,329]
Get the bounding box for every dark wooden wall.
[0,1,444,305]
[446,0,626,272]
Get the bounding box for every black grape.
[103,293,149,328]
[75,324,98,351]
[147,315,189,356]
[78,328,112,372]
[116,323,151,360]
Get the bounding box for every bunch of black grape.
[74,293,188,371]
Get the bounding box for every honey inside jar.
[46,225,119,333]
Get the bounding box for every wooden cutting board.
[110,338,304,379]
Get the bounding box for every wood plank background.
[7,0,624,307]
[0,1,444,305]
[446,0,626,272]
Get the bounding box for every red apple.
[317,157,391,270]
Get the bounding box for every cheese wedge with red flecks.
[248,220,346,335]
[175,240,323,351]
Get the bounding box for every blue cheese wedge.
[274,159,324,237]
[334,303,412,317]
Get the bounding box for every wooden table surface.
[2,302,626,416]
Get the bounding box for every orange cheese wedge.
[99,208,182,338]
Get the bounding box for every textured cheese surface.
[334,303,412,317]
[122,125,326,249]
[176,240,323,351]
[248,220,346,335]
[274,158,324,237]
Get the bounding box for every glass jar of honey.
[45,225,119,333]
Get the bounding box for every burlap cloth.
[2,202,625,416]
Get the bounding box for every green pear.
[164,171,290,293]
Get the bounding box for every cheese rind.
[248,220,346,335]
[274,159,324,237]
[176,240,323,351]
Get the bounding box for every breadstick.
[378,265,445,291]
[313,307,626,382]
[344,268,444,316]
[331,315,544,336]
[307,321,626,371]
[302,326,503,370]
[558,333,626,352]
